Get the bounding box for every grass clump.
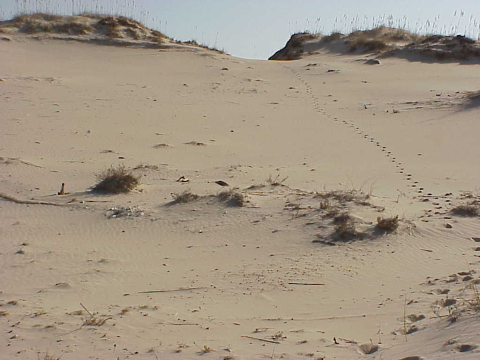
[266,174,288,186]
[83,316,110,326]
[376,215,399,232]
[333,219,359,240]
[37,352,62,360]
[333,213,353,224]
[321,32,343,43]
[92,165,139,194]
[348,37,388,52]
[217,189,245,207]
[450,204,479,217]
[171,190,200,204]
[315,189,368,204]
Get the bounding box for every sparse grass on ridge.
[171,190,200,204]
[0,13,229,53]
[217,189,245,207]
[270,23,480,61]
[347,37,389,52]
[1,13,165,42]
[175,39,227,54]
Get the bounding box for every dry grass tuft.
[171,190,200,204]
[83,316,110,326]
[266,174,288,186]
[177,39,227,54]
[217,189,245,207]
[333,213,353,224]
[376,215,399,232]
[450,204,479,217]
[333,218,359,240]
[316,189,368,204]
[92,165,139,194]
[38,352,62,360]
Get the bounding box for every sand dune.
[1,16,480,360]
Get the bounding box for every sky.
[1,0,479,59]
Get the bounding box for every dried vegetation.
[92,165,139,194]
[1,13,165,42]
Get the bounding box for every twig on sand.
[0,193,72,207]
[288,282,325,286]
[241,335,280,344]
[263,314,367,321]
[139,287,206,294]
[80,303,94,318]
[1,157,45,168]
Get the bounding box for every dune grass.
[171,190,200,204]
[217,189,245,207]
[376,215,399,232]
[450,204,479,217]
[92,165,139,194]
[2,13,165,42]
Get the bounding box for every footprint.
[456,344,477,352]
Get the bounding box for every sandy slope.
[1,36,480,360]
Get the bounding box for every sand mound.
[0,13,226,53]
[269,26,480,62]
[0,13,165,42]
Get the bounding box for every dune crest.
[269,26,480,62]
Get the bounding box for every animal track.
[282,63,446,212]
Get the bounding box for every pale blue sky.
[1,0,479,59]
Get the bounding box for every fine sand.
[1,30,480,360]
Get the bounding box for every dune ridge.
[269,26,480,62]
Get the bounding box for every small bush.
[376,215,399,232]
[333,213,353,224]
[217,189,245,207]
[171,190,199,204]
[333,220,358,240]
[92,165,139,194]
[450,205,479,217]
